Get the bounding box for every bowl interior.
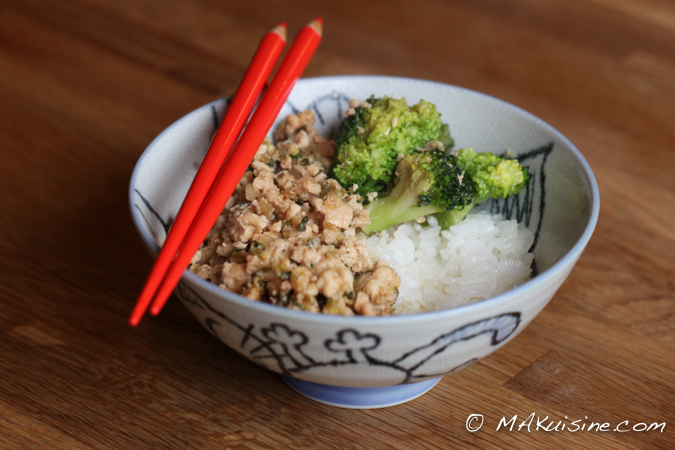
[131,76,598,283]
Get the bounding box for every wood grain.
[1,0,674,448]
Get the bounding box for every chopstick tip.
[309,17,323,35]
[273,22,287,41]
[129,314,140,327]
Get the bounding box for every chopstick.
[147,18,323,318]
[129,23,288,326]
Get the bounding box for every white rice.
[365,212,535,314]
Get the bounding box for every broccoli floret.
[439,123,454,151]
[436,148,530,228]
[362,149,475,234]
[331,96,445,198]
[456,148,529,199]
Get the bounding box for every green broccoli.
[436,148,530,228]
[331,96,445,198]
[439,123,454,151]
[361,149,475,234]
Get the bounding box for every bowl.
[129,76,599,408]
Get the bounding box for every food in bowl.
[189,96,533,315]
[130,75,599,402]
[189,109,401,316]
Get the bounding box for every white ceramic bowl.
[130,76,599,408]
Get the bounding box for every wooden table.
[1,0,673,448]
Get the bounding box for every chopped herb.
[278,292,289,306]
[292,301,305,310]
[288,144,300,157]
[300,158,311,166]
[298,216,308,231]
[250,241,265,256]
[273,289,293,307]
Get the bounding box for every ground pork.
[189,110,400,316]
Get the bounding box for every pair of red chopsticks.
[129,19,323,326]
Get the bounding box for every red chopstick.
[129,23,287,326]
[147,18,323,317]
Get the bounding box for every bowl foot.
[281,376,442,409]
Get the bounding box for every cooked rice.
[365,212,535,314]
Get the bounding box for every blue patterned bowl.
[129,76,599,408]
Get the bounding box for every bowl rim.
[129,74,600,325]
